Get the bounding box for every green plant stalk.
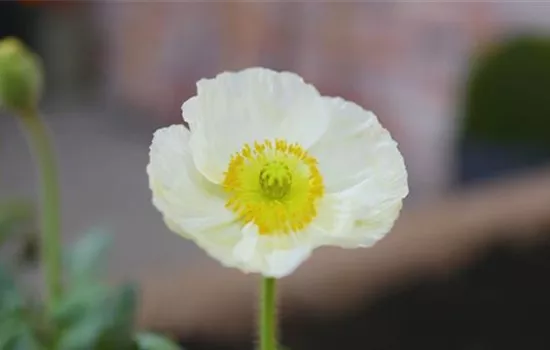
[19,109,62,308]
[260,277,277,350]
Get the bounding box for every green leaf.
[0,266,23,317]
[0,267,41,350]
[51,283,109,328]
[0,320,42,350]
[56,312,111,350]
[95,283,138,348]
[135,333,181,350]
[55,283,138,350]
[55,230,144,349]
[66,229,111,284]
[53,282,111,349]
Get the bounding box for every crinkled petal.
[310,97,408,198]
[347,200,403,247]
[304,193,354,240]
[190,222,314,278]
[182,67,330,184]
[321,195,403,248]
[147,125,235,237]
[308,97,408,248]
[188,192,358,277]
[304,188,403,249]
[163,216,191,239]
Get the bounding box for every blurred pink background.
[95,2,550,201]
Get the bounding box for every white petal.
[302,191,397,249]
[307,97,408,248]
[349,200,403,247]
[310,97,408,199]
[264,245,312,279]
[233,224,258,263]
[163,215,191,239]
[304,189,403,249]
[147,125,235,237]
[182,68,330,184]
[193,222,314,278]
[305,194,354,240]
[321,196,403,248]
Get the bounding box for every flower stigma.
[223,139,324,235]
[259,161,292,200]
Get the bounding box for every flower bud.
[0,37,43,113]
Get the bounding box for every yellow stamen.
[222,139,324,235]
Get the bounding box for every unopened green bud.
[0,37,43,113]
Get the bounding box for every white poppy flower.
[147,68,408,278]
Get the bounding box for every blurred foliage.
[136,333,186,350]
[0,199,40,268]
[0,199,34,246]
[0,35,180,350]
[464,35,550,147]
[0,230,181,350]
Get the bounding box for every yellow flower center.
[223,139,324,235]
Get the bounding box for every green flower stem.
[260,277,277,350]
[19,109,62,308]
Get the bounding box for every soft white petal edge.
[147,124,235,237]
[182,67,331,184]
[310,97,408,197]
[181,194,353,278]
[321,198,404,248]
[309,97,408,248]
[160,219,314,278]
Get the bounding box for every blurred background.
[3,1,550,349]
